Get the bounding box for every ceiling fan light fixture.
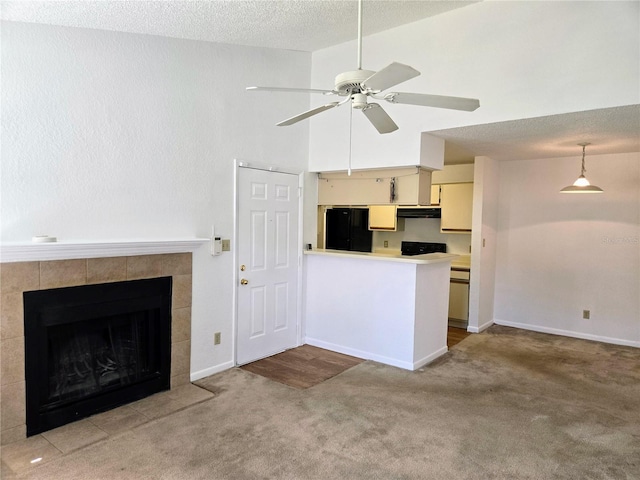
[351,93,369,110]
[560,143,603,194]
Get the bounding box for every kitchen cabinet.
[368,205,404,231]
[318,167,432,206]
[430,185,441,205]
[440,183,473,233]
[449,269,470,328]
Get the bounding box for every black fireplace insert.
[24,277,172,436]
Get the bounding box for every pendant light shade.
[560,143,603,193]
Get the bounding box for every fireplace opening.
[24,277,172,436]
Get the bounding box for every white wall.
[373,220,471,256]
[1,21,314,378]
[469,156,500,333]
[494,152,640,346]
[308,1,639,171]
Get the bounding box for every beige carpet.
[4,326,639,479]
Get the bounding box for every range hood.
[396,206,441,218]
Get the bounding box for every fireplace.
[1,249,197,445]
[23,277,172,436]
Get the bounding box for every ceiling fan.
[246,0,480,134]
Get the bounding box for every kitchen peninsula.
[304,249,457,370]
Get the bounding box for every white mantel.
[0,238,209,263]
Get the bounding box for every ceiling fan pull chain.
[348,101,353,176]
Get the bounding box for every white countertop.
[304,249,458,265]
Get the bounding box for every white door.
[236,166,300,365]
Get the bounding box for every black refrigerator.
[325,208,373,252]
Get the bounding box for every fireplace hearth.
[23,277,172,436]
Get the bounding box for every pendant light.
[560,143,603,193]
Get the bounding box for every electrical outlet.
[384,241,389,248]
[583,310,590,320]
[221,239,230,251]
[214,332,221,345]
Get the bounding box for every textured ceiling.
[430,105,640,164]
[0,0,478,52]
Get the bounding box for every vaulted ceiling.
[3,1,638,163]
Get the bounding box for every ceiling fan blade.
[361,62,420,92]
[361,103,398,134]
[247,86,337,95]
[385,92,480,111]
[276,102,340,126]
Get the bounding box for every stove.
[401,241,447,256]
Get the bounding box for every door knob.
[240,278,249,285]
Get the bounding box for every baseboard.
[467,319,494,334]
[305,337,421,371]
[305,338,448,371]
[190,360,235,382]
[412,346,449,370]
[494,319,640,348]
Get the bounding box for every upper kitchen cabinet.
[368,205,404,231]
[317,167,432,206]
[440,183,473,233]
[430,185,441,205]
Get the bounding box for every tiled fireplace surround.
[0,252,193,445]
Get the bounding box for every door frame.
[232,159,305,366]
